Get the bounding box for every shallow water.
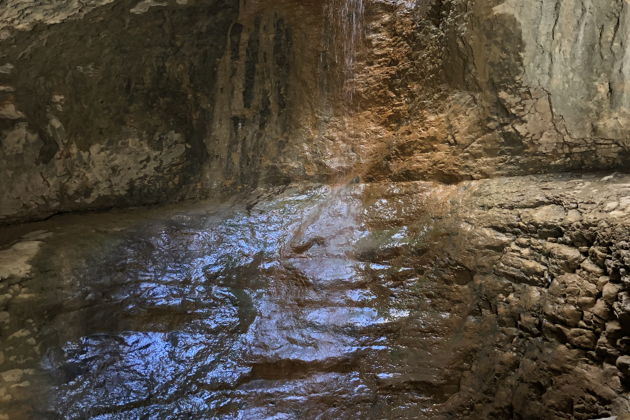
[0,183,473,419]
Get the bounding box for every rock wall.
[202,0,352,189]
[451,175,630,418]
[0,1,629,417]
[361,174,630,418]
[0,0,379,225]
[355,0,630,182]
[0,0,240,224]
[2,0,630,223]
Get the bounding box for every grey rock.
[567,328,597,350]
[604,282,623,305]
[613,292,630,327]
[616,356,630,377]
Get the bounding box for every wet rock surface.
[3,0,630,224]
[0,0,240,224]
[1,0,630,418]
[0,173,628,419]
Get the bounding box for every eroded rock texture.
[0,0,629,418]
[3,0,629,223]
[0,174,629,418]
[0,0,240,224]
[0,0,368,224]
[355,0,630,182]
[407,174,630,418]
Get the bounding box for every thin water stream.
[324,0,366,101]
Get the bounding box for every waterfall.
[324,0,366,101]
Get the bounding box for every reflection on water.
[0,183,473,419]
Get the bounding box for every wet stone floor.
[0,183,472,419]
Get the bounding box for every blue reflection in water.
[16,184,465,418]
[39,185,381,417]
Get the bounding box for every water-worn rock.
[614,292,630,327]
[0,173,628,418]
[0,0,629,418]
[2,0,630,224]
[617,356,630,378]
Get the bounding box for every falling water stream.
[324,0,366,101]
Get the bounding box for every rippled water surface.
[0,184,472,419]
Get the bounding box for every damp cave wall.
[1,0,629,223]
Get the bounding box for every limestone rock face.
[0,0,373,224]
[492,0,630,141]
[0,0,116,35]
[357,0,630,182]
[0,2,629,416]
[2,0,630,223]
[357,173,630,418]
[0,0,239,224]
